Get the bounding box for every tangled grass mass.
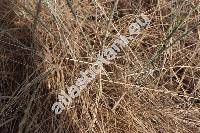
[0,0,200,133]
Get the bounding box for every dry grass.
[0,0,200,132]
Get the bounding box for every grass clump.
[0,0,200,132]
